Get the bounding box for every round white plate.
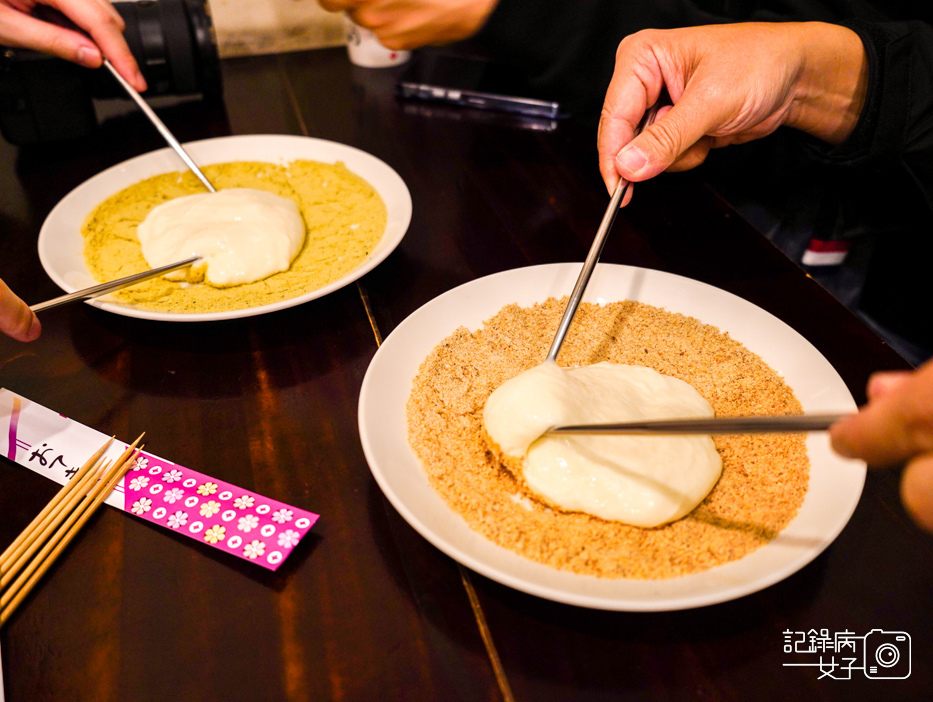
[38,134,412,322]
[359,263,865,611]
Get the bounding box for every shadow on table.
[59,283,378,400]
[123,505,323,592]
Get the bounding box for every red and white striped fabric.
[802,238,851,266]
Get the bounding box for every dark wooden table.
[0,48,929,702]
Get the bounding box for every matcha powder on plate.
[83,159,387,314]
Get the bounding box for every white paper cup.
[345,17,411,68]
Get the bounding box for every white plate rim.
[358,263,866,611]
[37,134,412,322]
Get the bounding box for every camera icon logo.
[863,629,911,679]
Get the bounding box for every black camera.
[0,0,222,145]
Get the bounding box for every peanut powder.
[406,298,808,579]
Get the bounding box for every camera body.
[0,0,221,145]
[863,629,911,679]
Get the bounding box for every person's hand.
[597,22,868,201]
[318,0,498,50]
[831,361,933,533]
[0,0,145,91]
[0,278,40,342]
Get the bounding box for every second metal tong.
[548,413,850,436]
[30,257,201,313]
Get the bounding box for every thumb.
[0,279,40,342]
[831,360,933,467]
[614,88,725,182]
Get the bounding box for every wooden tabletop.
[0,48,929,702]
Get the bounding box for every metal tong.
[102,59,215,193]
[545,97,664,363]
[30,256,201,313]
[32,7,213,192]
[548,413,850,436]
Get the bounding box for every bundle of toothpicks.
[0,434,144,625]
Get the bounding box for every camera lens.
[0,0,221,144]
[875,643,900,668]
[93,0,221,100]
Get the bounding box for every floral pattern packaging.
[0,389,318,572]
[123,452,319,571]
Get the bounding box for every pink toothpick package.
[0,389,319,571]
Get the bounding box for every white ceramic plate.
[37,134,412,322]
[359,263,865,611]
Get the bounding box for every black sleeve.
[472,1,813,123]
[806,20,933,210]
[472,0,879,126]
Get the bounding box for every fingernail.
[25,314,41,342]
[135,70,148,91]
[76,45,101,67]
[616,146,648,177]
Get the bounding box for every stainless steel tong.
[545,97,665,363]
[102,59,215,193]
[548,413,849,436]
[30,257,201,313]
